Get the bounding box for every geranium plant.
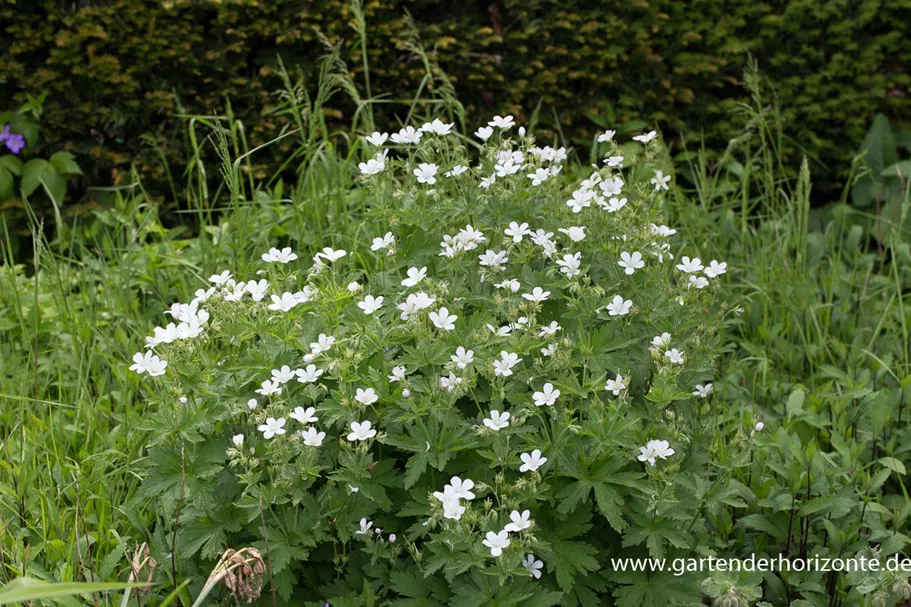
[132,117,742,606]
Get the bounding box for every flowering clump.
[133,117,735,604]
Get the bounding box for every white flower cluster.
[131,115,731,582]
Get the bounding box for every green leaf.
[20,157,66,201]
[878,457,907,476]
[0,578,146,605]
[0,166,13,201]
[798,495,856,519]
[49,150,83,175]
[390,570,429,599]
[0,154,22,175]
[786,388,806,417]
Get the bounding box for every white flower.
[371,232,395,251]
[597,129,616,143]
[223,281,247,302]
[231,434,244,447]
[688,275,709,290]
[527,168,550,186]
[651,333,672,349]
[637,439,675,466]
[290,406,319,424]
[397,292,436,320]
[566,189,593,213]
[401,266,427,287]
[358,157,385,175]
[538,322,561,338]
[605,196,628,212]
[488,115,515,130]
[478,249,509,270]
[271,365,296,384]
[315,247,347,263]
[692,383,714,398]
[523,554,544,579]
[388,534,396,542]
[309,334,336,355]
[633,130,657,143]
[358,295,384,315]
[347,281,361,293]
[355,518,373,535]
[650,170,671,191]
[504,509,532,533]
[599,177,624,197]
[541,343,557,357]
[268,292,304,312]
[556,252,582,278]
[445,165,469,177]
[558,226,586,242]
[664,348,685,365]
[605,374,627,395]
[474,126,494,141]
[262,247,298,264]
[604,155,624,167]
[429,307,458,331]
[482,530,511,557]
[451,346,474,369]
[479,174,497,189]
[256,379,282,396]
[483,410,510,431]
[606,295,632,316]
[519,449,547,472]
[495,278,521,292]
[493,351,521,377]
[504,221,531,243]
[388,366,406,382]
[129,351,168,377]
[442,499,466,521]
[440,373,463,392]
[294,288,315,304]
[522,287,551,303]
[651,223,677,237]
[446,476,476,500]
[704,260,728,278]
[296,364,324,384]
[246,279,269,301]
[618,251,645,275]
[208,270,232,286]
[532,383,560,407]
[419,118,453,135]
[413,163,439,185]
[676,256,704,273]
[193,287,216,302]
[365,131,388,146]
[247,398,258,410]
[347,420,377,442]
[755,422,765,432]
[258,417,286,439]
[390,126,422,144]
[300,427,326,446]
[355,387,379,406]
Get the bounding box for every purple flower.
[0,125,24,154]
[5,134,24,155]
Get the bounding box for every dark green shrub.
[1,0,909,211]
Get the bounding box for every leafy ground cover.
[1,65,910,607]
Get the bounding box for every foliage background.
[1,0,909,206]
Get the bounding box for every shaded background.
[1,0,909,220]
